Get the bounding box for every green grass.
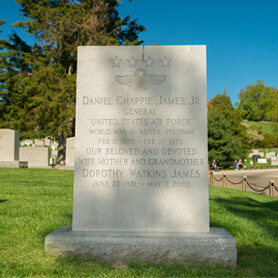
[1,168,278,277]
[242,120,278,135]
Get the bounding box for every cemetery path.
[212,169,278,198]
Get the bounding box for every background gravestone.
[59,137,75,170]
[0,129,27,168]
[19,147,49,168]
[35,139,45,146]
[44,137,52,146]
[0,129,19,161]
[271,157,278,166]
[45,46,237,267]
[66,137,75,167]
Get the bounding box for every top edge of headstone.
[77,45,206,49]
[0,129,18,132]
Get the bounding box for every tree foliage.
[261,134,278,148]
[238,80,278,122]
[208,91,248,167]
[0,0,145,139]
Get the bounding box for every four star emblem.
[110,55,171,90]
[111,56,172,68]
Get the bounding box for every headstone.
[271,157,278,166]
[253,149,259,154]
[35,139,45,146]
[266,152,276,158]
[74,46,210,232]
[58,137,75,170]
[266,153,271,158]
[0,129,28,168]
[19,147,49,168]
[258,152,264,157]
[258,158,267,164]
[45,137,52,146]
[45,46,237,267]
[250,161,253,165]
[0,129,19,161]
[66,137,75,167]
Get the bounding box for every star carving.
[127,57,139,67]
[111,56,123,67]
[144,56,155,67]
[160,56,172,67]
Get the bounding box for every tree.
[209,89,244,136]
[0,20,7,120]
[208,110,244,167]
[238,80,278,121]
[208,91,248,167]
[1,0,145,136]
[0,0,145,163]
[261,134,278,148]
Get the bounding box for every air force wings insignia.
[116,69,166,91]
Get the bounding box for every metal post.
[222,174,227,188]
[210,172,213,185]
[269,180,275,197]
[243,176,247,191]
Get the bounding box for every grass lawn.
[1,168,278,277]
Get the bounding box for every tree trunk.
[57,131,66,166]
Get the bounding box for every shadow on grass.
[211,196,278,276]
[0,199,8,203]
[236,242,278,276]
[41,212,73,238]
[63,212,73,221]
[211,196,278,239]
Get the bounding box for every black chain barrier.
[210,173,277,195]
[213,175,223,182]
[246,180,270,193]
[225,176,243,185]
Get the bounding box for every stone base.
[0,161,28,168]
[27,166,52,169]
[59,166,74,170]
[45,226,237,268]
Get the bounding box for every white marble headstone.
[0,129,19,161]
[72,46,209,233]
[19,146,49,168]
[66,137,75,167]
